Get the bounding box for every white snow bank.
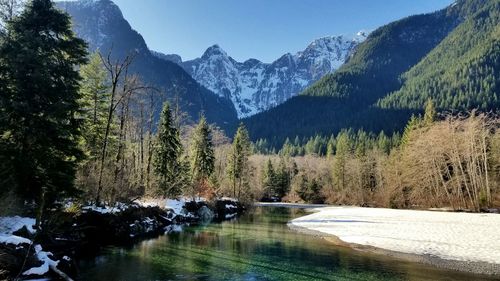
[0,233,31,245]
[291,207,500,264]
[0,216,36,245]
[82,202,129,214]
[22,245,59,276]
[164,224,182,233]
[0,216,36,234]
[134,199,162,208]
[136,197,206,215]
[165,199,185,215]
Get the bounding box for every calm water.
[77,207,495,281]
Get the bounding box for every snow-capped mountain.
[156,35,366,118]
[58,0,238,129]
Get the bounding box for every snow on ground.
[0,216,36,245]
[164,224,183,233]
[0,233,31,245]
[22,245,59,276]
[0,216,36,235]
[165,199,185,215]
[82,202,129,214]
[0,216,59,276]
[136,197,208,216]
[290,207,500,264]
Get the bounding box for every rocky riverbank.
[0,198,245,280]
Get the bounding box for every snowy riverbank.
[289,206,500,275]
[0,198,244,280]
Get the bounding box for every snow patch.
[165,224,183,233]
[291,207,500,264]
[82,202,129,214]
[0,216,36,235]
[22,245,59,276]
[165,199,186,215]
[0,234,31,245]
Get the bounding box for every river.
[77,206,495,280]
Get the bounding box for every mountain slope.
[379,0,500,111]
[244,0,492,143]
[58,0,237,130]
[158,36,363,117]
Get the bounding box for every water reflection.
[77,207,495,281]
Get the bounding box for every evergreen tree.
[153,103,187,197]
[275,158,291,198]
[326,136,336,159]
[423,99,437,126]
[227,123,251,199]
[297,176,324,204]
[79,52,109,161]
[401,114,422,146]
[0,0,87,219]
[189,115,215,196]
[262,159,276,199]
[332,131,351,190]
[377,131,391,154]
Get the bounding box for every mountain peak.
[175,35,360,118]
[202,44,228,59]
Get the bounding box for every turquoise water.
[77,207,494,280]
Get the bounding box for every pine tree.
[326,136,336,159]
[79,52,109,161]
[153,103,187,197]
[423,98,437,126]
[297,176,324,204]
[332,131,351,190]
[189,115,215,196]
[0,0,87,222]
[275,158,291,198]
[401,114,422,147]
[262,159,276,199]
[227,123,251,199]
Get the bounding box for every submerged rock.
[197,206,215,223]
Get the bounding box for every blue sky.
[110,0,454,63]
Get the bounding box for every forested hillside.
[244,0,495,144]
[379,0,500,110]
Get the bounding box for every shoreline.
[287,207,500,277]
[254,202,328,208]
[0,198,245,280]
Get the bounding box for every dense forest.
[379,0,500,111]
[0,1,499,280]
[0,0,253,225]
[0,0,499,224]
[251,106,500,211]
[243,0,498,144]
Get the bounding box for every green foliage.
[189,115,215,187]
[153,103,188,197]
[0,0,88,204]
[227,123,252,199]
[423,99,437,126]
[262,158,294,200]
[401,114,422,147]
[79,52,110,160]
[332,131,351,190]
[297,176,324,204]
[379,1,500,112]
[255,129,398,158]
[262,159,276,199]
[243,0,494,144]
